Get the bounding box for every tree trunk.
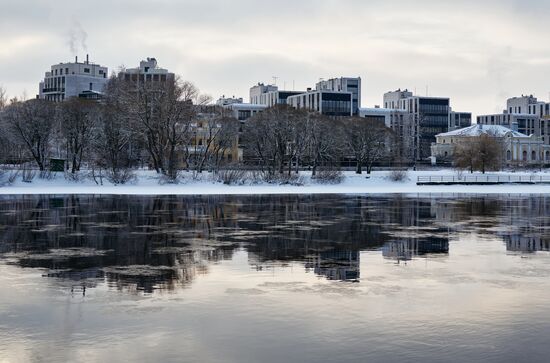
[356,162,362,174]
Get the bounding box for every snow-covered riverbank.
[2,169,550,195]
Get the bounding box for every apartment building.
[286,89,353,117]
[38,55,108,102]
[477,95,550,144]
[216,96,243,106]
[118,58,175,85]
[448,111,472,131]
[316,77,361,115]
[383,89,451,160]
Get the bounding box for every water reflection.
[1,195,550,293]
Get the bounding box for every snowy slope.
[3,169,550,195]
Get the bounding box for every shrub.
[158,172,183,185]
[107,168,136,185]
[64,171,85,183]
[312,168,344,184]
[22,168,36,183]
[39,170,56,180]
[215,169,248,185]
[275,173,305,186]
[8,170,19,184]
[389,169,408,182]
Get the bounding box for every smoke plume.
[68,20,88,55]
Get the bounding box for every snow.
[3,169,550,195]
[437,124,525,138]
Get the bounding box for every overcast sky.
[1,0,549,116]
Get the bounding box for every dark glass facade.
[321,92,352,116]
[418,98,450,159]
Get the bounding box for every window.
[84,68,90,73]
[89,83,93,91]
[507,150,511,161]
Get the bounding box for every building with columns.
[431,124,550,166]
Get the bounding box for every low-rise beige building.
[431,124,550,166]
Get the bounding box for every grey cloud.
[0,0,549,116]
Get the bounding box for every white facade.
[119,58,175,84]
[216,96,243,106]
[383,89,413,109]
[507,95,538,114]
[38,55,108,102]
[249,83,278,105]
[477,95,550,144]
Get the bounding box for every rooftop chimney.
[86,54,89,64]
[75,56,78,63]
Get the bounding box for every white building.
[286,89,353,117]
[216,96,243,106]
[248,82,304,107]
[38,55,108,102]
[431,124,550,165]
[249,83,278,105]
[223,103,268,122]
[119,58,175,84]
[316,77,361,115]
[477,95,550,145]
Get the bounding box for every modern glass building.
[287,90,353,117]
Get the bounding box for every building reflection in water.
[305,250,360,282]
[1,194,548,293]
[382,239,449,263]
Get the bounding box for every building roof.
[437,124,527,138]
[224,103,268,111]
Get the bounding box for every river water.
[0,194,549,362]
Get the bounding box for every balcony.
[42,88,65,93]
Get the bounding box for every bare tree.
[453,133,504,173]
[2,99,56,171]
[193,106,239,173]
[92,79,137,184]
[476,133,504,173]
[242,105,305,176]
[121,77,210,180]
[0,86,7,110]
[57,98,98,173]
[342,117,392,174]
[305,113,344,176]
[453,140,477,173]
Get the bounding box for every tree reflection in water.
[1,194,549,294]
